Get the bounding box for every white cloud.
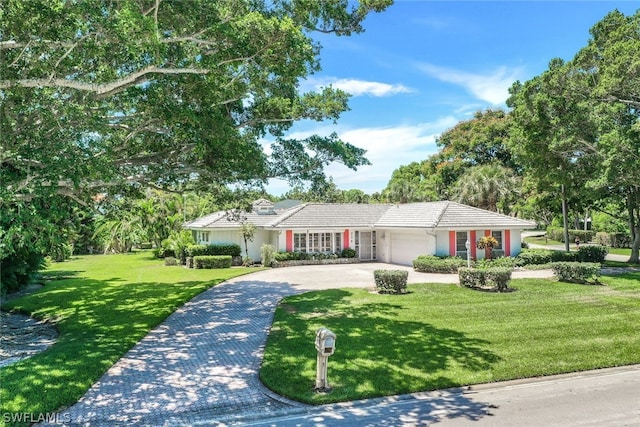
[265,117,459,195]
[417,63,522,105]
[302,77,412,97]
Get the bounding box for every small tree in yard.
[240,222,256,263]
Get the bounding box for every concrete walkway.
[45,263,628,426]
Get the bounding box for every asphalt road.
[233,365,640,426]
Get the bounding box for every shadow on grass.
[0,272,229,424]
[262,289,501,405]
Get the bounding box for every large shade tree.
[508,10,640,262]
[0,0,392,290]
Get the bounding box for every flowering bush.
[476,236,499,249]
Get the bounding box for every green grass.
[607,247,632,256]
[260,272,640,404]
[524,236,563,246]
[0,252,259,422]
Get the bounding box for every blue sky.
[266,1,639,196]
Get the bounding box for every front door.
[359,231,373,260]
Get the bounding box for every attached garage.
[389,231,434,266]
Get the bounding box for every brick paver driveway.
[46,263,553,426]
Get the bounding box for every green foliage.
[412,255,466,273]
[273,251,340,262]
[458,267,513,291]
[515,249,579,266]
[0,250,47,296]
[452,164,521,214]
[164,257,178,266]
[193,255,233,269]
[186,244,242,258]
[1,1,392,289]
[0,252,255,421]
[261,272,640,404]
[260,244,276,267]
[373,270,408,294]
[508,10,640,263]
[551,262,601,284]
[476,236,499,249]
[341,248,357,258]
[546,227,595,243]
[161,230,195,265]
[476,257,516,269]
[577,246,609,263]
[594,232,632,248]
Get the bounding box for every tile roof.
[184,201,536,231]
[374,201,449,228]
[435,202,536,229]
[272,203,392,229]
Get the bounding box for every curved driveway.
[48,264,556,426]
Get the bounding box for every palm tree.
[452,164,520,213]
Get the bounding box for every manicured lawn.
[0,252,259,423]
[260,272,640,404]
[607,247,633,256]
[524,236,564,246]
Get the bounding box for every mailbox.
[315,327,336,356]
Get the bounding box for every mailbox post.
[314,327,336,392]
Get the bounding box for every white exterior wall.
[509,229,523,257]
[197,229,273,262]
[435,230,451,257]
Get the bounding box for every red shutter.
[470,230,477,260]
[343,230,350,249]
[286,230,293,252]
[449,231,456,256]
[505,230,511,257]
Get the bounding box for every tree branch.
[0,66,210,97]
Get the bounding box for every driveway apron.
[48,279,306,426]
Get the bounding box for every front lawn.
[0,252,258,422]
[260,272,640,404]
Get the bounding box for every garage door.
[391,233,431,266]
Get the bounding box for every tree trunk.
[627,189,639,264]
[562,184,570,252]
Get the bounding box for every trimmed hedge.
[412,255,466,273]
[193,255,233,269]
[274,251,340,262]
[551,262,601,284]
[476,256,516,269]
[594,232,632,248]
[341,248,357,258]
[458,267,513,291]
[374,270,408,294]
[546,227,595,243]
[577,245,608,263]
[186,243,241,257]
[515,249,579,266]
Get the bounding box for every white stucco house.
[183,199,536,266]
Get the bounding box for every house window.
[492,231,503,249]
[294,233,307,252]
[334,233,342,253]
[308,232,332,252]
[456,231,468,252]
[200,231,210,243]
